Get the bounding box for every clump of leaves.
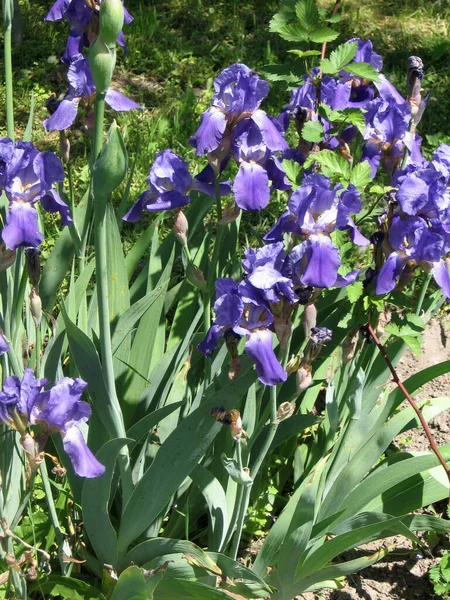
[430,552,450,598]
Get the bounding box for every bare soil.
[302,316,450,600]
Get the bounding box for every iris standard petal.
[62,426,105,478]
[190,108,227,155]
[251,110,289,152]
[233,162,269,211]
[244,329,287,386]
[45,0,71,21]
[2,202,43,250]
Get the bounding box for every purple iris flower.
[375,215,444,295]
[45,0,133,52]
[123,149,231,221]
[0,138,71,250]
[0,369,46,430]
[31,377,105,478]
[264,174,368,288]
[190,63,287,159]
[231,124,291,211]
[44,54,141,132]
[198,275,288,386]
[362,92,411,176]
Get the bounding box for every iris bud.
[99,0,124,49]
[89,35,115,94]
[30,287,42,327]
[303,304,317,339]
[186,263,207,291]
[296,364,312,394]
[173,210,188,248]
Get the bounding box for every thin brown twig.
[367,323,450,503]
[320,0,341,62]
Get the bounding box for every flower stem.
[415,272,432,316]
[367,323,450,503]
[228,384,279,560]
[3,0,15,139]
[40,459,68,575]
[92,93,133,505]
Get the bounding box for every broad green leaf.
[276,23,308,43]
[124,217,162,281]
[269,9,293,34]
[299,513,410,581]
[109,565,164,600]
[295,0,319,31]
[278,466,322,589]
[61,303,124,440]
[343,62,380,81]
[153,579,237,600]
[328,446,450,528]
[253,460,327,577]
[302,120,324,143]
[282,545,392,596]
[404,514,450,534]
[118,371,256,553]
[282,159,303,187]
[157,357,190,443]
[121,247,174,421]
[350,161,373,188]
[127,402,183,451]
[119,538,218,572]
[29,575,105,600]
[82,438,130,568]
[261,64,300,83]
[221,453,253,486]
[305,149,351,179]
[190,464,228,551]
[40,226,75,311]
[309,27,339,43]
[323,41,357,73]
[111,285,166,354]
[319,400,450,523]
[346,281,363,303]
[106,203,130,323]
[24,93,35,142]
[287,49,321,57]
[93,121,128,203]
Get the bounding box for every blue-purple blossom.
[375,215,444,295]
[264,174,368,288]
[0,139,72,249]
[45,0,133,53]
[198,268,291,386]
[0,369,47,430]
[231,124,290,211]
[190,63,287,161]
[31,377,105,478]
[44,54,141,132]
[123,149,231,221]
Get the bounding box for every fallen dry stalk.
[366,323,450,504]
